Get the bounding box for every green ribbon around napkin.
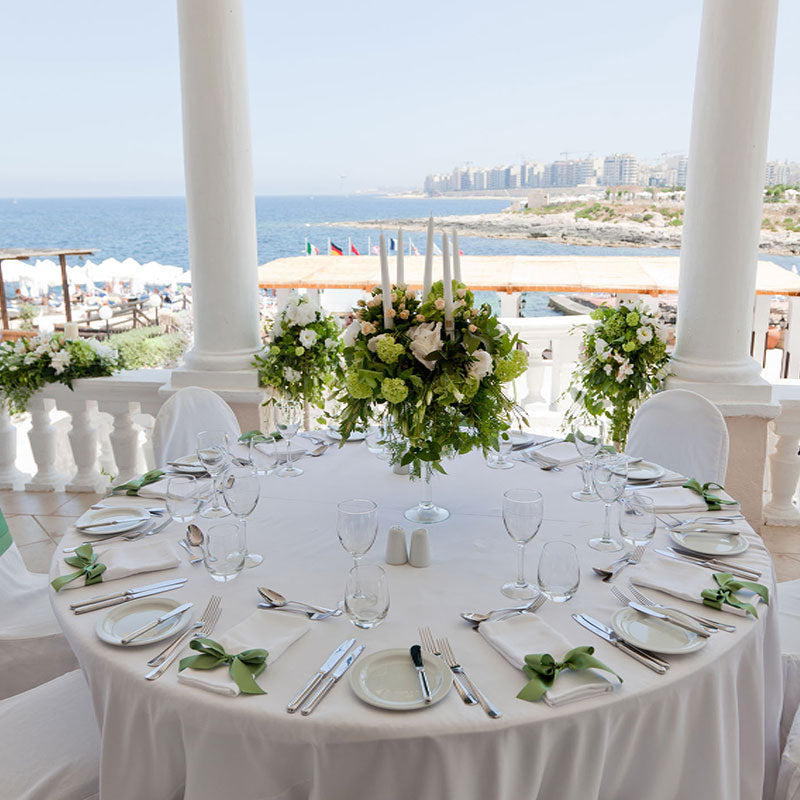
[50,543,106,592]
[239,429,281,444]
[178,637,268,695]
[701,572,770,618]
[517,646,622,702]
[0,510,12,559]
[110,468,165,496]
[682,478,738,511]
[563,432,616,453]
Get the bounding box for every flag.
[389,237,397,253]
[409,239,420,255]
[330,241,344,256]
[350,241,360,255]
[371,245,379,255]
[306,241,318,255]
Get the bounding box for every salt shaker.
[408,528,431,568]
[385,526,408,565]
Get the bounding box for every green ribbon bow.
[564,432,615,453]
[50,543,106,592]
[178,637,269,695]
[239,429,281,444]
[517,646,622,702]
[682,478,738,511]
[701,572,770,618]
[110,469,165,496]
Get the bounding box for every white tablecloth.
[50,444,782,800]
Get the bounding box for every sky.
[1,0,799,197]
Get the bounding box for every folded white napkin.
[128,476,212,500]
[479,613,615,706]
[626,468,685,484]
[528,442,583,468]
[56,539,179,590]
[630,486,738,513]
[628,554,753,616]
[178,610,311,696]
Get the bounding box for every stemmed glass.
[501,488,543,600]
[486,432,514,470]
[196,430,231,519]
[590,453,629,551]
[274,399,303,478]
[571,421,605,501]
[221,467,262,567]
[336,499,378,567]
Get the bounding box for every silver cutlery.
[78,517,148,530]
[609,586,709,637]
[572,613,669,674]
[517,436,558,451]
[419,627,477,705]
[628,479,686,489]
[257,602,340,620]
[300,644,365,715]
[73,578,188,614]
[257,586,338,616]
[438,637,502,719]
[91,503,165,515]
[145,595,221,679]
[520,450,563,471]
[70,577,186,610]
[656,547,761,580]
[659,512,744,527]
[145,594,219,666]
[410,644,432,704]
[286,638,356,713]
[178,538,203,565]
[593,545,646,581]
[120,602,194,645]
[626,585,736,633]
[307,443,331,457]
[63,516,172,553]
[460,594,546,626]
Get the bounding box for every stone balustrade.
[765,381,800,525]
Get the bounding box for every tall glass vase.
[404,462,449,524]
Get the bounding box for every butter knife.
[410,644,432,703]
[656,548,761,580]
[627,601,710,637]
[573,613,668,674]
[286,638,356,713]
[70,577,186,610]
[300,645,365,716]
[121,602,193,644]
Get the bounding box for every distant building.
[766,161,791,186]
[676,157,688,187]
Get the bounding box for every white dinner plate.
[349,648,453,710]
[75,505,151,535]
[614,460,666,482]
[509,431,536,450]
[327,427,367,442]
[96,597,192,647]
[170,454,207,474]
[611,607,707,655]
[668,528,750,557]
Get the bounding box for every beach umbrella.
[0,260,26,283]
[177,270,191,285]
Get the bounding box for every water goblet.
[590,453,628,551]
[203,521,245,582]
[620,493,656,546]
[336,499,378,567]
[571,421,605,502]
[165,475,201,523]
[221,467,262,567]
[344,564,389,629]
[275,400,303,477]
[249,435,277,476]
[486,432,514,470]
[537,541,580,602]
[196,430,231,518]
[501,488,543,600]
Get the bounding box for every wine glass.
[202,522,245,582]
[336,499,378,567]
[486,432,514,470]
[274,399,303,477]
[249,435,277,476]
[196,430,231,518]
[571,421,605,502]
[620,493,656,546]
[165,476,201,523]
[501,488,543,599]
[590,453,628,551]
[221,467,262,567]
[537,541,580,602]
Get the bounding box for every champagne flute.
[571,420,605,502]
[590,453,628,551]
[196,430,231,519]
[221,467,262,567]
[274,399,303,478]
[501,488,543,600]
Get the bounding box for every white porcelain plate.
[614,460,666,482]
[170,454,207,474]
[75,506,151,535]
[611,607,707,655]
[327,427,367,442]
[668,528,750,557]
[349,648,453,710]
[96,597,192,647]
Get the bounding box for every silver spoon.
[257,586,340,616]
[178,538,203,564]
[257,603,338,620]
[307,443,330,457]
[460,600,536,625]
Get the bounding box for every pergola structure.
[0,247,94,329]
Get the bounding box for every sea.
[2,195,798,317]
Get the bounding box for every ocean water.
[2,195,797,317]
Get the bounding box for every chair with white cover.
[625,388,729,484]
[777,579,800,800]
[151,387,241,467]
[0,509,78,700]
[0,670,100,800]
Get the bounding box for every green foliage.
[108,326,186,369]
[18,304,38,331]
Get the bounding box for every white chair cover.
[625,389,729,484]
[778,696,800,800]
[151,387,241,467]
[0,670,100,800]
[779,580,800,752]
[0,512,78,700]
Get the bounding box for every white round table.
[51,443,782,800]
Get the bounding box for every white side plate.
[75,506,151,535]
[171,454,207,474]
[611,607,707,655]
[615,460,666,482]
[327,427,367,442]
[668,528,750,557]
[96,597,192,647]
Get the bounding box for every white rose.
[343,320,361,347]
[50,349,72,375]
[367,333,389,353]
[407,322,443,371]
[324,337,336,349]
[636,325,653,344]
[467,349,493,380]
[270,319,283,341]
[298,328,318,348]
[283,366,301,383]
[293,301,317,327]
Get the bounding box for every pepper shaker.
[408,528,431,568]
[385,526,408,565]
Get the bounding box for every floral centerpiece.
[565,298,670,448]
[337,277,528,522]
[253,290,344,424]
[0,333,120,415]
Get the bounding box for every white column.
[25,397,67,491]
[764,395,800,525]
[65,401,102,493]
[0,407,27,490]
[175,0,261,378]
[669,0,778,402]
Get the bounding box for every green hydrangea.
[295,346,305,356]
[623,340,637,353]
[270,345,280,355]
[376,336,404,365]
[494,349,528,382]
[626,312,640,327]
[346,371,373,400]
[381,377,409,404]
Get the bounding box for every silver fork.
[62,517,172,553]
[627,584,735,633]
[419,626,477,705]
[437,637,502,719]
[610,585,710,638]
[521,450,561,472]
[145,595,221,678]
[593,544,646,581]
[658,513,744,528]
[489,592,548,623]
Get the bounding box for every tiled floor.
[4,488,800,582]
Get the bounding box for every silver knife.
[120,602,193,644]
[286,638,356,713]
[70,577,186,610]
[78,517,148,530]
[300,645,365,716]
[573,614,668,674]
[410,644,432,704]
[63,515,172,553]
[667,546,761,578]
[73,580,188,614]
[656,548,761,580]
[627,601,710,637]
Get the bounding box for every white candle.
[423,214,434,298]
[452,229,462,283]
[442,234,453,333]
[64,322,79,340]
[396,228,405,287]
[379,233,394,329]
